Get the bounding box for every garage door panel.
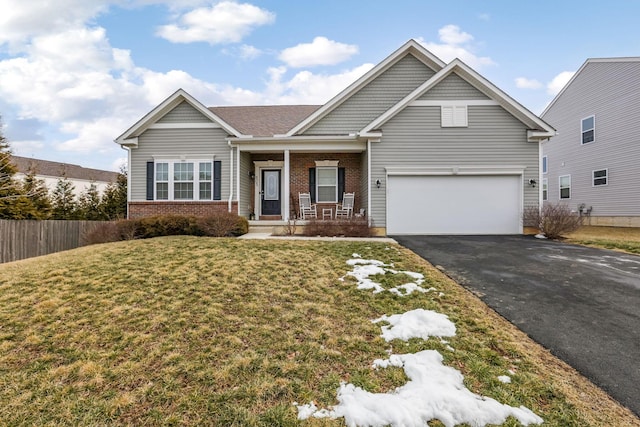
[387,175,521,234]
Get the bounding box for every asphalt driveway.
[393,235,640,416]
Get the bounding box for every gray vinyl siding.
[542,60,640,216]
[239,151,252,217]
[158,101,210,123]
[304,54,436,135]
[370,105,538,227]
[130,128,231,201]
[419,74,490,100]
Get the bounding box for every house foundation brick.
[128,201,236,219]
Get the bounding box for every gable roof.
[541,57,640,117]
[360,58,555,141]
[114,89,242,146]
[286,39,446,136]
[11,155,119,183]
[210,105,321,137]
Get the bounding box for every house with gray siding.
[115,40,554,235]
[541,57,640,227]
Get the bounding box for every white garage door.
[387,175,521,234]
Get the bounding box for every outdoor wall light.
[376,179,381,188]
[529,179,537,188]
[248,171,255,180]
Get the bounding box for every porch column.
[284,149,290,221]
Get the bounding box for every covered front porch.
[231,136,370,223]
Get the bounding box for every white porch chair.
[335,192,355,219]
[298,192,317,219]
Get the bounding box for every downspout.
[119,144,131,219]
[227,140,234,212]
[367,139,372,227]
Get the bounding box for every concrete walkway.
[238,232,396,243]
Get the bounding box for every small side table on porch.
[322,208,333,220]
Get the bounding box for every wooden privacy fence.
[0,220,104,264]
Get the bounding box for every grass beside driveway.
[0,237,638,426]
[566,225,640,254]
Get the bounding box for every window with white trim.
[174,162,194,200]
[542,178,548,201]
[316,167,338,203]
[199,162,212,199]
[542,156,548,174]
[154,160,213,201]
[559,175,571,199]
[581,115,595,144]
[441,105,468,127]
[156,162,169,200]
[593,168,608,186]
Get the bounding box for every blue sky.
[0,0,638,171]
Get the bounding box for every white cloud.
[438,24,473,45]
[0,0,107,48]
[239,44,262,59]
[0,1,374,167]
[417,25,495,69]
[279,37,359,68]
[547,71,575,95]
[478,13,491,21]
[515,77,543,90]
[156,1,275,45]
[263,63,374,104]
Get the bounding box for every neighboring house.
[115,40,554,235]
[11,156,120,198]
[541,57,640,227]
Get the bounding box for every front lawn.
[566,225,640,254]
[0,237,637,426]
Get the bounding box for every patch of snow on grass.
[498,375,512,384]
[299,351,542,426]
[373,309,456,341]
[302,257,543,426]
[344,258,431,296]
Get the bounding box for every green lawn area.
[0,237,638,426]
[566,226,640,254]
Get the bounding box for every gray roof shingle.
[209,105,321,137]
[11,156,120,183]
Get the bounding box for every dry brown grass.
[566,226,640,254]
[0,237,637,426]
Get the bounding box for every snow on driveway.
[296,256,543,427]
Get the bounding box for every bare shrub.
[283,218,298,235]
[524,204,583,239]
[83,212,249,245]
[302,217,372,237]
[197,212,248,237]
[82,222,119,245]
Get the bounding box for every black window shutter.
[213,160,222,200]
[309,168,316,202]
[146,162,154,200]
[338,167,346,202]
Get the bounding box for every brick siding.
[288,153,363,215]
[128,201,236,219]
